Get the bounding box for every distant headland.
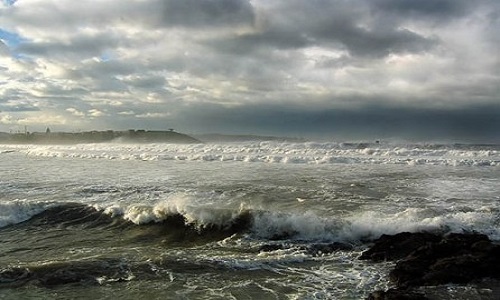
[0,129,201,144]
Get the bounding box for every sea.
[1,140,500,299]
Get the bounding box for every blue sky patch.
[2,0,17,6]
[0,28,25,48]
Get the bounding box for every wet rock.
[367,288,428,300]
[0,259,134,288]
[362,232,500,298]
[269,231,299,240]
[305,242,353,256]
[359,232,441,262]
[388,233,500,287]
[0,267,32,287]
[38,269,97,287]
[0,267,32,283]
[258,244,285,252]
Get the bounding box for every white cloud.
[136,112,172,119]
[118,110,135,116]
[0,113,14,124]
[88,109,105,118]
[66,108,85,117]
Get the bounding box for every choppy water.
[1,141,500,299]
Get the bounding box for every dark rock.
[0,267,32,283]
[305,242,353,256]
[421,255,482,285]
[38,269,98,287]
[389,233,500,288]
[259,244,285,252]
[421,245,500,286]
[269,231,299,240]
[359,232,441,262]
[366,288,428,300]
[432,232,489,258]
[362,232,500,298]
[389,257,428,287]
[0,267,32,288]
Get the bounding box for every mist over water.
[1,141,499,299]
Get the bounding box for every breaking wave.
[0,199,56,228]
[3,198,500,244]
[2,142,500,166]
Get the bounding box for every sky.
[0,0,499,142]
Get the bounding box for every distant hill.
[0,130,201,144]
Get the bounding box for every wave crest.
[3,199,500,244]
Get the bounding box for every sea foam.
[3,142,498,167]
[342,207,500,241]
[0,199,55,228]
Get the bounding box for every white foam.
[104,196,346,241]
[342,207,500,241]
[91,196,500,243]
[105,194,246,230]
[251,210,340,241]
[0,199,55,228]
[2,142,498,167]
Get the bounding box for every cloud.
[0,111,67,127]
[88,109,106,118]
[0,97,40,112]
[0,39,10,56]
[16,112,67,126]
[66,107,85,117]
[372,0,473,20]
[17,31,123,60]
[156,0,255,28]
[136,112,172,119]
[208,0,438,58]
[174,101,500,142]
[0,113,14,124]
[0,0,498,142]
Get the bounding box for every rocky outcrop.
[361,232,500,299]
[359,232,442,262]
[366,288,428,300]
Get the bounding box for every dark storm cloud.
[156,0,255,28]
[206,29,309,54]
[206,0,438,58]
[179,102,500,142]
[295,2,439,57]
[315,24,437,58]
[372,0,474,20]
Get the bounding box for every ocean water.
[1,141,500,299]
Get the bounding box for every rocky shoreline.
[360,232,500,299]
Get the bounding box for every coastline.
[0,129,201,144]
